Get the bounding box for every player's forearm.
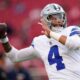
[1,37,12,52]
[2,42,12,52]
[1,37,32,62]
[50,31,67,45]
[50,31,80,49]
[0,23,12,52]
[6,46,39,62]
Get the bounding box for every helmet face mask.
[47,13,64,21]
[47,13,65,26]
[41,3,67,32]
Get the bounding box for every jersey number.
[48,45,65,70]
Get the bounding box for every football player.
[0,3,80,80]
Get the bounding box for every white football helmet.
[40,3,67,32]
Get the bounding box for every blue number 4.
[48,45,65,70]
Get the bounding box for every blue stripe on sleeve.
[69,28,80,36]
[70,31,80,36]
[71,28,78,31]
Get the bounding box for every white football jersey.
[31,26,80,80]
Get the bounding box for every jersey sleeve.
[69,26,80,36]
[6,45,40,62]
[65,26,80,49]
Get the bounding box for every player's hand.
[0,23,7,39]
[38,19,51,37]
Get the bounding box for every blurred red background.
[0,0,80,48]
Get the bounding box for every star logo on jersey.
[49,41,52,45]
